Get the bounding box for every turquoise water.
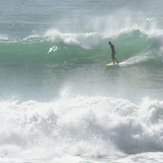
[1,0,163,162]
[0,25,162,101]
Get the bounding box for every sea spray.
[0,97,163,158]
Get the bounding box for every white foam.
[0,96,163,160]
[119,52,154,66]
[42,14,163,48]
[0,34,9,41]
[44,29,101,50]
[48,45,58,54]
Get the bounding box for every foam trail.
[119,52,153,66]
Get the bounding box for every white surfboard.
[105,62,119,67]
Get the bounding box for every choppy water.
[1,0,163,162]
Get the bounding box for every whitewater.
[1,0,163,162]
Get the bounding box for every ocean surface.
[1,0,163,162]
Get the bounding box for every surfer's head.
[109,41,112,45]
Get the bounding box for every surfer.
[108,41,119,65]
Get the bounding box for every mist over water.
[1,0,163,163]
[1,0,163,37]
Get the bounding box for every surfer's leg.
[114,57,119,65]
[112,55,115,64]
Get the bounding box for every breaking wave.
[0,26,163,66]
[0,96,163,158]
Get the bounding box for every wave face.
[0,30,151,65]
[0,28,163,101]
[1,0,163,162]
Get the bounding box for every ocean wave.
[0,28,162,66]
[0,96,163,157]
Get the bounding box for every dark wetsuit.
[109,42,119,65]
